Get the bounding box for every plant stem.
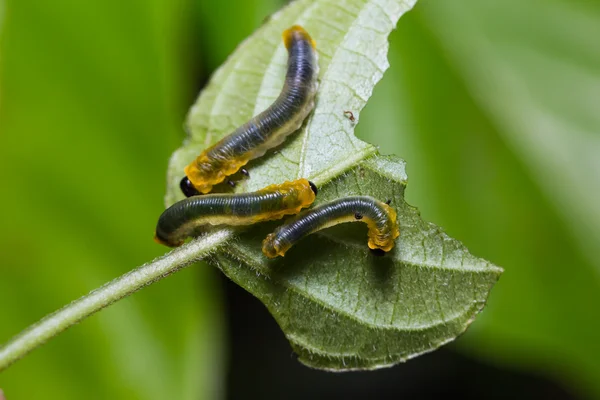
[0,229,232,372]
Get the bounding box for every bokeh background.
[1,0,599,399]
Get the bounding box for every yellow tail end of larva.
[283,25,316,50]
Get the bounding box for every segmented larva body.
[155,179,318,247]
[181,25,319,196]
[262,196,400,258]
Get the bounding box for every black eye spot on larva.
[385,199,392,205]
[180,176,200,197]
[370,248,386,257]
[354,212,363,220]
[308,181,318,195]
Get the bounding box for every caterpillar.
[180,25,319,197]
[155,179,318,247]
[262,196,400,258]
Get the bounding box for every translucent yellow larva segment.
[249,178,317,223]
[366,203,400,252]
[262,232,290,258]
[184,152,252,194]
[283,25,316,50]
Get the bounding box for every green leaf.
[166,0,503,370]
[214,155,502,369]
[413,0,600,394]
[424,0,600,277]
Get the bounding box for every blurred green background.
[1,0,599,399]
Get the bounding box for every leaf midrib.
[285,300,485,361]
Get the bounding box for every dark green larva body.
[155,179,316,247]
[262,196,400,257]
[183,26,320,195]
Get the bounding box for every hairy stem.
[0,229,232,372]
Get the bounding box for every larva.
[155,179,318,247]
[262,196,400,258]
[180,25,319,197]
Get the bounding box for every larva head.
[262,233,291,258]
[286,178,317,209]
[282,25,316,50]
[261,178,317,210]
[180,176,200,197]
[183,153,227,194]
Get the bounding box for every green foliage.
[1,0,598,397]
[357,0,600,396]
[0,1,223,399]
[216,156,501,369]
[168,0,501,370]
